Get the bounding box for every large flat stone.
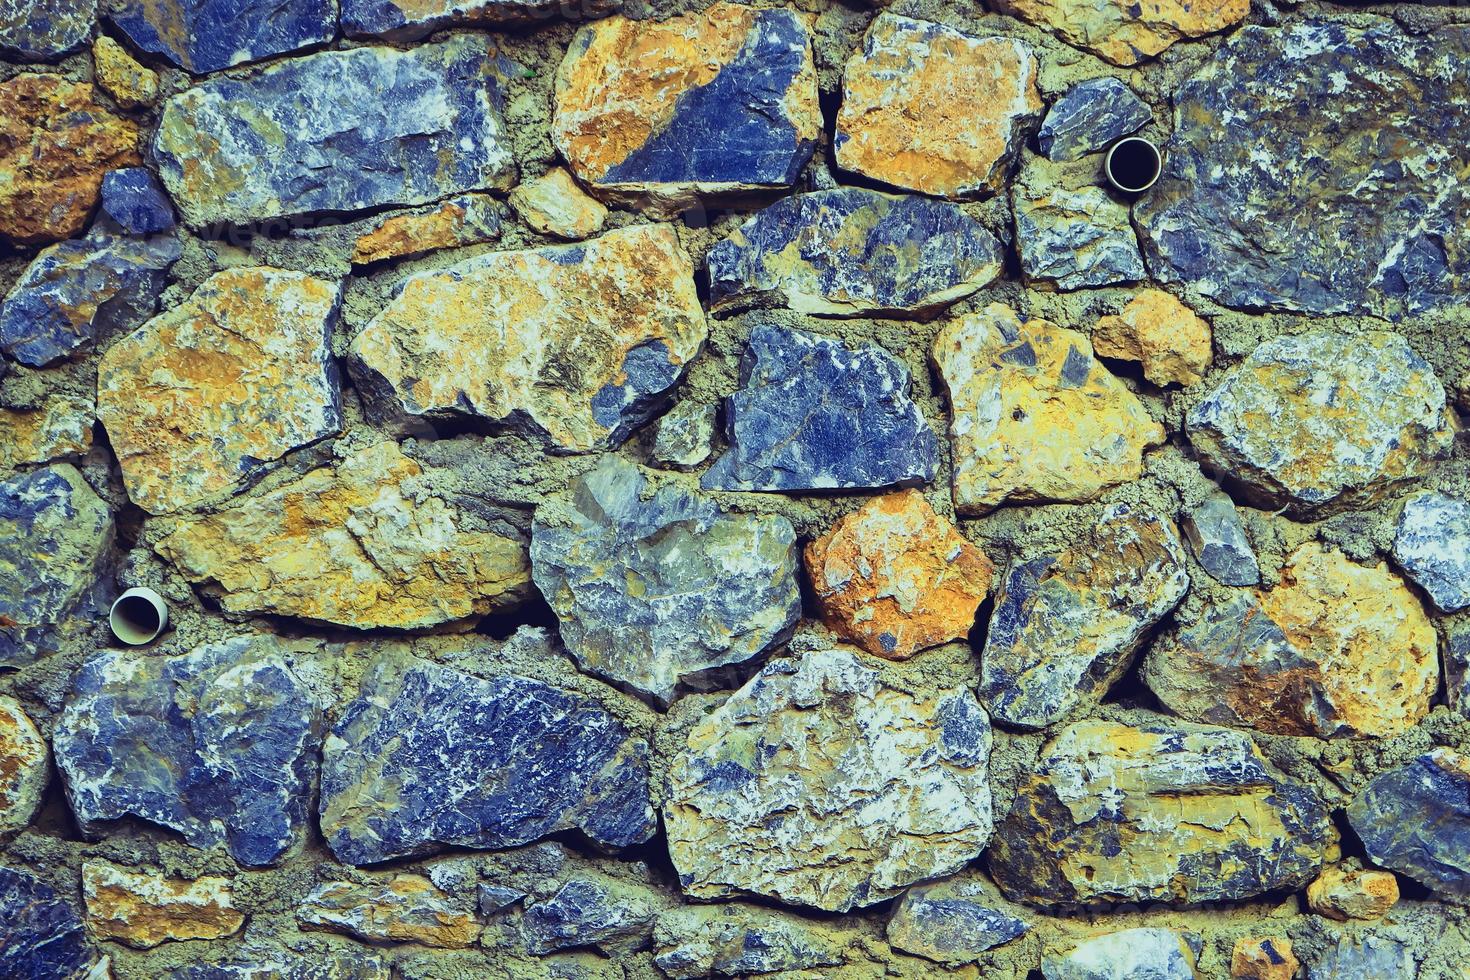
[654,904,853,979]
[82,862,243,949]
[107,0,334,73]
[886,875,1029,965]
[1346,748,1470,902]
[1393,491,1470,613]
[994,0,1248,66]
[1013,153,1145,290]
[1038,77,1152,162]
[345,0,617,39]
[1043,928,1201,980]
[299,874,479,948]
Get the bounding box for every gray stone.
[1393,492,1470,612]
[1013,154,1145,289]
[702,324,938,492]
[1308,934,1416,980]
[1447,621,1470,719]
[100,167,175,236]
[1345,748,1470,901]
[531,457,800,705]
[108,0,334,74]
[886,876,1029,965]
[0,866,96,978]
[1137,20,1470,318]
[0,0,95,59]
[477,884,525,915]
[154,37,515,229]
[1038,77,1153,162]
[1182,492,1259,586]
[650,400,716,471]
[166,952,391,980]
[653,904,852,979]
[520,874,658,955]
[345,0,617,39]
[1043,928,1200,980]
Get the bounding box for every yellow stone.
[349,194,500,265]
[1092,289,1212,386]
[1307,865,1399,921]
[0,396,93,471]
[1231,937,1299,980]
[82,861,244,949]
[993,0,1250,66]
[509,167,608,240]
[299,874,479,948]
[92,36,160,109]
[0,696,47,834]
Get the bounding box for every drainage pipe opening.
[109,587,168,646]
[1104,136,1162,194]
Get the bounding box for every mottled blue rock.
[1013,153,1145,289]
[651,400,716,471]
[1038,77,1153,162]
[477,884,525,915]
[166,952,392,980]
[54,635,321,867]
[108,0,335,74]
[702,324,938,492]
[654,904,852,979]
[1393,492,1470,612]
[345,0,618,40]
[1307,934,1415,980]
[886,877,1029,965]
[0,464,114,670]
[707,188,1004,318]
[1043,928,1201,980]
[100,167,175,235]
[1182,492,1259,586]
[0,0,95,59]
[1346,748,1470,901]
[1447,621,1470,719]
[319,654,656,864]
[0,867,95,979]
[520,874,658,955]
[0,231,180,366]
[154,37,516,228]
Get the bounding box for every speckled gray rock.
[520,874,659,955]
[1307,934,1415,980]
[651,401,716,471]
[1447,621,1470,718]
[1346,748,1470,901]
[1043,928,1201,980]
[1038,77,1152,162]
[1137,20,1470,317]
[531,457,800,705]
[702,324,938,492]
[1182,492,1259,586]
[0,0,95,59]
[154,37,515,228]
[477,885,524,915]
[653,904,852,979]
[0,866,96,978]
[1393,492,1470,612]
[54,635,321,867]
[318,653,656,865]
[886,876,1030,965]
[1013,154,1145,289]
[108,0,335,74]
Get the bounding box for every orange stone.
[350,194,500,265]
[1231,937,1299,980]
[1092,289,1213,387]
[993,0,1250,66]
[82,862,244,949]
[1307,866,1399,921]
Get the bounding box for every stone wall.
[1,0,1468,977]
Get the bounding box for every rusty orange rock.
[299,874,479,948]
[805,490,993,660]
[350,194,501,265]
[0,396,93,471]
[82,862,244,949]
[92,36,160,109]
[1092,289,1213,386]
[993,0,1250,66]
[1307,866,1399,921]
[1231,937,1299,980]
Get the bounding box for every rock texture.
[1308,935,1415,979]
[0,0,95,59]
[886,876,1029,965]
[318,655,655,864]
[1233,938,1299,980]
[347,194,501,266]
[835,14,1040,198]
[665,649,994,912]
[107,0,334,73]
[154,37,515,228]
[989,720,1334,907]
[1346,748,1470,901]
[299,875,478,948]
[1092,290,1212,387]
[154,441,530,629]
[508,167,607,240]
[707,188,1004,318]
[92,35,158,108]
[1181,492,1259,586]
[552,3,819,215]
[1393,492,1470,613]
[0,395,94,472]
[520,874,658,955]
[933,303,1164,514]
[994,0,1249,66]
[650,401,716,471]
[82,862,244,948]
[1042,928,1201,980]
[531,457,800,705]
[653,904,851,978]
[1038,77,1153,162]
[0,697,47,834]
[100,168,175,236]
[1307,866,1398,922]
[1012,154,1146,290]
[345,0,615,39]
[0,866,95,978]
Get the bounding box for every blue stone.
[344,0,618,40]
[166,953,391,980]
[520,876,657,955]
[0,867,95,978]
[1346,748,1470,900]
[887,877,1030,965]
[108,0,336,74]
[0,0,95,59]
[1447,621,1470,718]
[101,167,176,235]
[1307,934,1415,980]
[702,324,937,492]
[1038,77,1153,162]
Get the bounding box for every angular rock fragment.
[521,874,658,955]
[319,656,655,865]
[836,14,1038,198]
[1137,20,1470,317]
[707,188,1004,318]
[0,395,94,471]
[1232,937,1299,980]
[1042,928,1200,980]
[347,194,501,266]
[665,649,994,912]
[1186,330,1452,512]
[650,401,716,471]
[0,0,95,59]
[0,867,96,979]
[1307,935,1415,980]
[933,304,1164,514]
[54,635,321,867]
[1447,621,1470,719]
[1307,866,1398,922]
[477,885,524,916]
[703,324,937,492]
[346,0,619,41]
[100,168,175,236]
[92,36,159,109]
[553,3,818,215]
[806,489,994,660]
[994,0,1248,66]
[349,225,705,452]
[299,875,478,949]
[1393,492,1470,613]
[165,952,391,980]
[1346,748,1470,901]
[653,904,851,979]
[532,457,799,705]
[1013,154,1145,290]
[980,505,1188,728]
[155,38,515,228]
[108,0,334,73]
[82,862,244,948]
[1181,492,1259,586]
[98,267,342,514]
[989,720,1334,907]
[1038,78,1153,162]
[0,697,47,834]
[155,441,530,629]
[1092,290,1212,387]
[508,167,607,240]
[887,876,1029,965]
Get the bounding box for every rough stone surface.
[707,187,1004,318]
[54,636,320,867]
[0,395,94,471]
[835,14,1039,198]
[318,653,656,865]
[508,167,607,240]
[520,874,658,955]
[1137,20,1470,317]
[979,504,1188,729]
[0,866,95,979]
[531,457,800,705]
[1232,937,1299,980]
[805,489,995,660]
[1346,748,1470,901]
[82,862,244,949]
[477,885,523,915]
[108,0,334,73]
[154,37,515,228]
[1449,621,1470,719]
[1092,290,1212,387]
[552,3,819,216]
[1307,935,1415,980]
[299,875,478,949]
[1042,928,1200,980]
[346,0,617,39]
[98,267,342,514]
[0,696,47,834]
[653,904,851,979]
[1012,153,1146,290]
[1181,492,1259,586]
[0,0,95,59]
[155,441,530,629]
[665,648,994,912]
[92,35,159,109]
[1186,330,1452,513]
[1038,77,1153,162]
[1307,866,1399,922]
[650,400,716,471]
[0,74,140,245]
[702,324,937,492]
[348,194,501,266]
[100,168,175,236]
[0,231,179,367]
[164,952,390,980]
[886,876,1029,965]
[348,226,706,452]
[934,303,1164,514]
[1393,492,1470,613]
[989,720,1334,907]
[1143,543,1438,738]
[994,0,1249,66]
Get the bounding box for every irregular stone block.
[82,862,244,949]
[155,441,530,629]
[0,697,47,834]
[1393,492,1470,613]
[994,0,1248,66]
[887,876,1029,965]
[54,636,321,867]
[650,400,716,471]
[1186,330,1452,513]
[1307,866,1398,922]
[155,37,515,228]
[665,648,994,912]
[508,167,607,240]
[346,0,618,40]
[166,953,390,980]
[531,456,799,705]
[980,505,1187,728]
[477,885,524,915]
[707,188,1004,318]
[1232,937,1299,980]
[552,3,819,216]
[1448,621,1470,719]
[92,36,159,109]
[319,655,655,864]
[1042,928,1200,980]
[1181,492,1259,586]
[1307,934,1414,980]
[835,14,1039,198]
[654,903,851,979]
[347,194,501,266]
[933,303,1164,514]
[521,874,658,955]
[1092,289,1212,387]
[299,875,478,949]
[0,395,94,471]
[1038,77,1153,162]
[100,168,175,236]
[806,489,994,660]
[1346,748,1470,901]
[989,720,1334,907]
[98,267,342,514]
[1013,153,1145,290]
[0,867,95,979]
[1137,20,1470,317]
[108,0,334,73]
[0,75,140,245]
[0,0,96,59]
[348,226,705,452]
[702,324,937,492]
